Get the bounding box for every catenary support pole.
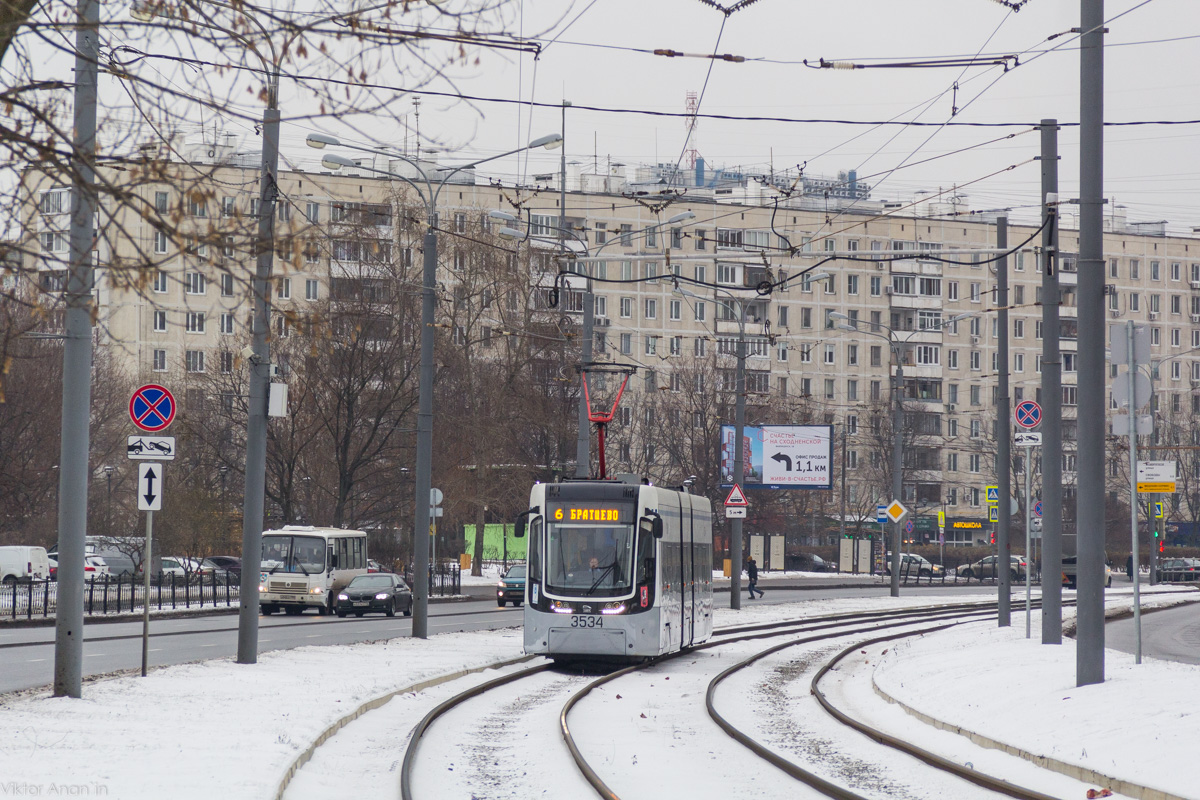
[1040,119,1064,645]
[1076,0,1107,687]
[890,356,903,597]
[412,225,436,638]
[1127,321,1142,663]
[730,314,745,609]
[236,98,280,665]
[996,216,1012,627]
[54,0,99,698]
[840,427,848,570]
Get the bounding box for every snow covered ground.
[0,589,1195,799]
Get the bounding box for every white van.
[0,546,50,583]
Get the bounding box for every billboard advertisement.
[720,424,835,490]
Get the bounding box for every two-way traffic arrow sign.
[138,462,164,511]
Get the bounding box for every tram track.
[399,600,1000,800]
[325,591,1190,800]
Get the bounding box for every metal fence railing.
[886,560,1043,587]
[1,574,241,621]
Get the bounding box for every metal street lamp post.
[678,274,828,608]
[835,311,975,597]
[308,132,562,637]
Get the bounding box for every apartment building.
[23,148,1200,544]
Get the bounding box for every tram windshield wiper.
[586,561,617,594]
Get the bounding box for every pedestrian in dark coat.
[747,556,764,599]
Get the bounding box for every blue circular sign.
[130,384,176,432]
[1014,400,1042,429]
[1034,501,1043,518]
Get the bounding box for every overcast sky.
[254,1,1200,231]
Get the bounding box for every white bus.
[258,526,369,615]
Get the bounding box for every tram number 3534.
[570,615,603,628]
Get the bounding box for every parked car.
[0,546,50,583]
[367,559,383,573]
[959,554,1029,581]
[1060,556,1113,589]
[496,564,526,607]
[48,557,57,581]
[1156,557,1200,582]
[203,555,241,579]
[84,555,111,582]
[158,556,205,583]
[336,574,412,617]
[884,553,945,578]
[790,553,835,573]
[199,557,239,581]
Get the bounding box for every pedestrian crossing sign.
[1155,502,1164,519]
[986,486,1000,504]
[989,505,999,522]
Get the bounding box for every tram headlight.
[601,603,626,615]
[551,601,573,614]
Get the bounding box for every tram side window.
[635,525,656,584]
[528,518,543,583]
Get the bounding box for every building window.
[276,277,291,300]
[947,281,959,301]
[220,273,234,297]
[220,351,233,374]
[670,336,682,356]
[153,349,167,372]
[669,299,681,321]
[154,231,169,254]
[870,276,882,297]
[694,301,706,322]
[847,275,859,295]
[306,279,319,300]
[185,312,206,333]
[153,311,167,332]
[644,299,656,319]
[620,333,632,355]
[645,336,658,356]
[824,344,835,365]
[219,313,234,334]
[154,191,169,214]
[694,338,706,357]
[847,380,858,401]
[185,350,205,372]
[620,297,632,318]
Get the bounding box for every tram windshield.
[546,523,635,596]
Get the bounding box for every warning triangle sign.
[724,484,749,506]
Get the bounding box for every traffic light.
[990,531,996,545]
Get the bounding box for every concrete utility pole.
[1124,321,1143,664]
[1076,0,1107,687]
[731,305,747,610]
[54,0,99,698]
[565,100,594,480]
[890,354,903,598]
[996,217,1012,627]
[236,64,281,665]
[1040,119,1064,645]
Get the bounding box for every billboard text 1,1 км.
[720,425,834,490]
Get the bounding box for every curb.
[273,653,537,800]
[869,648,1184,800]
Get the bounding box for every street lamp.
[310,131,561,638]
[677,271,829,609]
[834,310,975,597]
[495,208,695,478]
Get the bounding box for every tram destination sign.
[720,424,834,491]
[549,504,634,524]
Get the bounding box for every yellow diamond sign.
[885,500,909,524]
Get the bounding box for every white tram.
[516,476,713,662]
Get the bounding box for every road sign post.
[1017,432,1040,638]
[135,461,164,679]
[129,385,176,432]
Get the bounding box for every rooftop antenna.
[413,97,421,161]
